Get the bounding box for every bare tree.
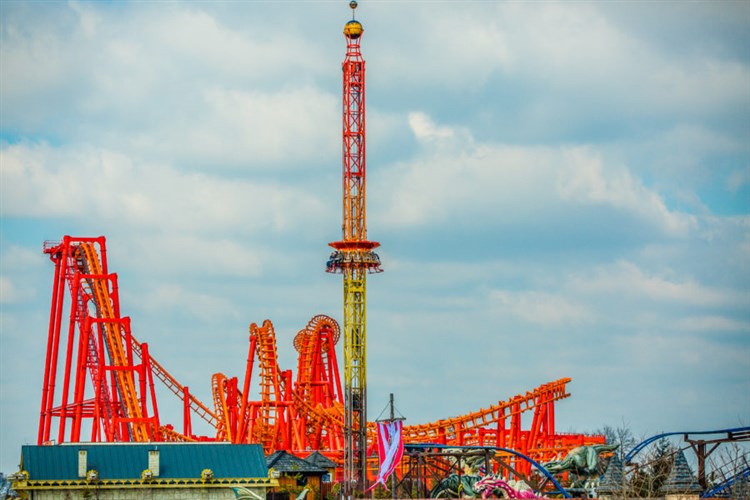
[595,421,638,464]
[706,441,750,498]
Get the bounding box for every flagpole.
[389,394,395,500]
[372,393,406,498]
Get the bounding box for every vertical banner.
[366,420,404,492]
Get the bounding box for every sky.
[1,0,749,474]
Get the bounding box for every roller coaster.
[37,236,603,478]
[624,428,750,498]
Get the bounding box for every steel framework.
[38,237,221,445]
[210,315,345,454]
[38,236,161,444]
[326,3,382,497]
[400,378,605,477]
[37,235,603,494]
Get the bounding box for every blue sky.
[1,0,748,473]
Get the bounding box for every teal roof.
[21,443,268,481]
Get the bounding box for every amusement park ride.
[36,238,597,463]
[325,3,383,494]
[34,2,663,498]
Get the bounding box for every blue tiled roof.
[661,449,701,494]
[21,443,268,481]
[597,454,624,494]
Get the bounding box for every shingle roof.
[661,449,701,494]
[21,443,268,481]
[266,451,327,474]
[597,454,624,494]
[304,451,337,469]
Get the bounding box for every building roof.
[597,454,624,494]
[266,451,326,474]
[304,451,337,469]
[661,449,701,494]
[21,443,268,481]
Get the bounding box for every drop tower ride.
[326,1,382,496]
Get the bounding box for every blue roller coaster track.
[624,427,750,498]
[624,426,750,464]
[702,466,750,498]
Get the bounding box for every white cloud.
[0,277,18,304]
[571,260,739,308]
[727,168,749,195]
[0,245,46,304]
[504,3,750,117]
[1,2,337,169]
[676,315,750,334]
[115,234,265,281]
[0,142,330,233]
[187,85,338,167]
[376,124,555,227]
[138,283,239,321]
[0,244,44,270]
[371,4,513,88]
[650,58,750,115]
[618,331,750,369]
[505,3,636,78]
[489,289,595,327]
[556,148,697,236]
[373,2,750,149]
[379,114,697,239]
[408,112,458,143]
[68,0,100,38]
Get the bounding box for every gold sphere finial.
[343,19,363,39]
[350,1,358,10]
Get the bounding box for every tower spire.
[326,1,382,497]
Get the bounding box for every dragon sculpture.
[430,473,482,498]
[542,443,620,476]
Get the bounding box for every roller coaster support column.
[327,2,382,497]
[685,430,750,489]
[626,427,750,492]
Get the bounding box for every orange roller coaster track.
[208,320,600,474]
[38,235,601,473]
[210,315,346,454]
[40,237,158,444]
[39,236,213,444]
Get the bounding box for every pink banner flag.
[366,420,404,492]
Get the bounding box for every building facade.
[10,443,276,500]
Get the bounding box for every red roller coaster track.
[37,236,602,471]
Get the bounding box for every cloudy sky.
[1,0,748,473]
